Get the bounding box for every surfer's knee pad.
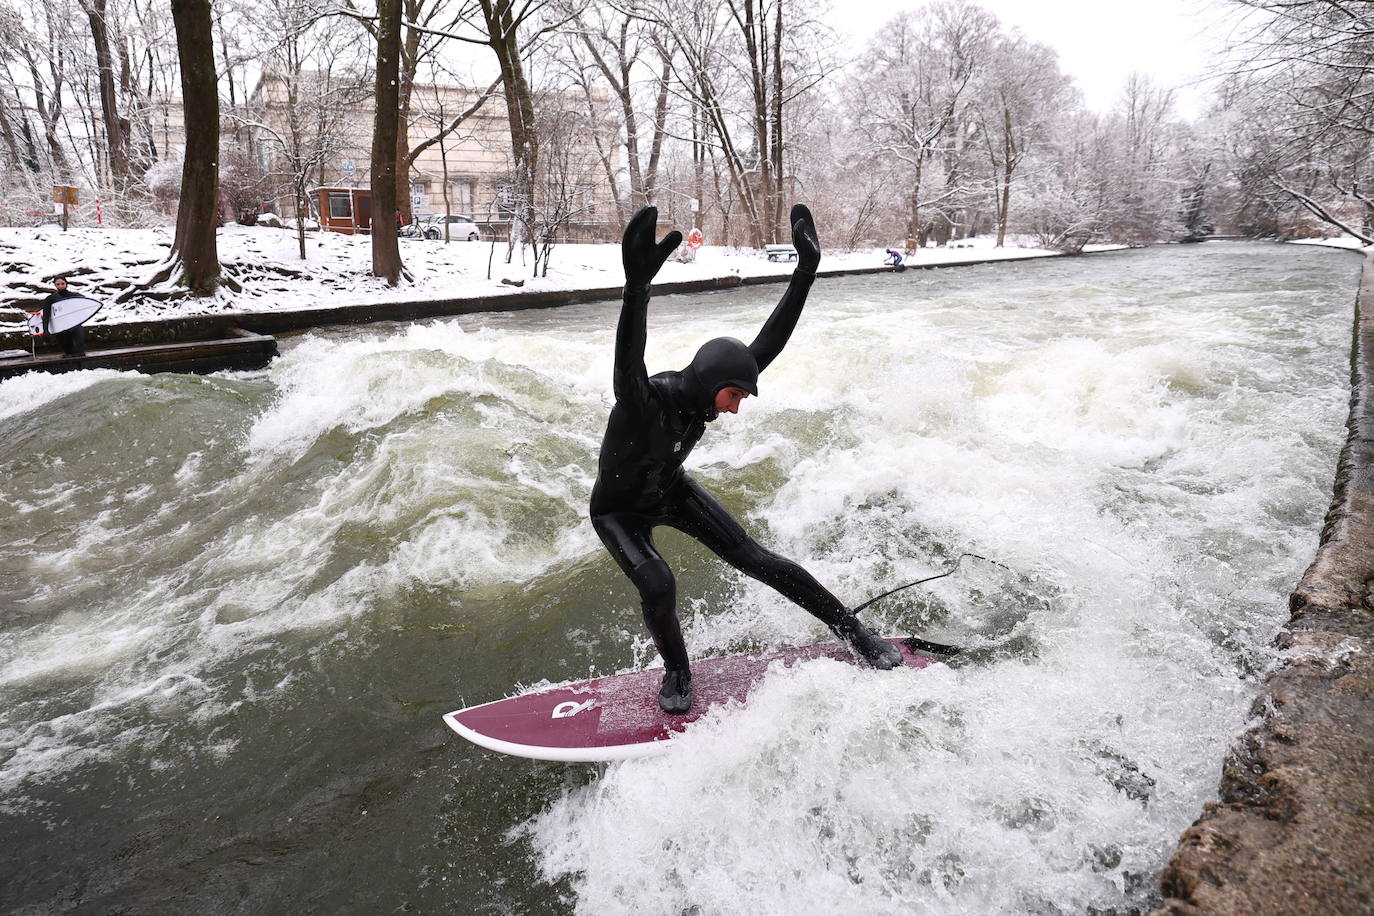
[631,557,675,619]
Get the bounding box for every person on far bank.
[41,277,86,357]
[590,204,903,715]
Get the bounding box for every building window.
[329,192,352,219]
[451,180,476,212]
[496,183,516,220]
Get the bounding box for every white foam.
[0,368,132,421]
[516,257,1350,913]
[0,250,1355,910]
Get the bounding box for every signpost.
[52,185,79,231]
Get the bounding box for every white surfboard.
[28,295,102,335]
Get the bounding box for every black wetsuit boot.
[658,669,692,715]
[831,616,903,669]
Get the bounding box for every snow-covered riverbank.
[0,223,1095,331]
[6,221,1361,337]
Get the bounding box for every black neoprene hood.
[684,337,759,407]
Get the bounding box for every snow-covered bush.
[144,157,182,212]
[219,146,271,225]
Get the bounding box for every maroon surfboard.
[444,637,939,762]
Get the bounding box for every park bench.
[765,244,797,262]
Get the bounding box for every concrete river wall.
[1153,251,1374,914]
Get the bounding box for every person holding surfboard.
[591,205,903,715]
[40,277,87,357]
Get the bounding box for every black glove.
[622,206,682,292]
[790,204,820,276]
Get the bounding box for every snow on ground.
[0,223,1071,332]
[1288,236,1372,252]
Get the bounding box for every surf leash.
[851,553,1014,657]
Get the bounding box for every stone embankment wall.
[1153,251,1374,914]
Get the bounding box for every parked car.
[424,214,481,241]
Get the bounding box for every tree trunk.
[83,0,129,182]
[3,80,41,171]
[769,0,784,237]
[692,90,705,231]
[699,73,762,246]
[371,0,404,284]
[609,25,645,207]
[216,6,241,143]
[740,0,773,247]
[170,0,220,295]
[907,164,924,245]
[997,161,1012,247]
[1000,103,1023,247]
[395,0,422,224]
[645,46,671,206]
[29,65,71,178]
[296,181,308,260]
[440,107,451,239]
[0,95,27,171]
[480,0,538,253]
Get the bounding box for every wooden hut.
[313,187,373,235]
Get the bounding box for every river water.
[0,243,1362,914]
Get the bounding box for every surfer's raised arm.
[749,204,820,374]
[613,207,682,404]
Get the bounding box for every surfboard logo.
[551,699,595,719]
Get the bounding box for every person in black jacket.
[41,277,86,357]
[591,205,902,714]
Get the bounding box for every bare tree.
[23,3,76,179]
[1016,109,1115,252]
[1111,73,1184,244]
[636,0,829,247]
[168,0,221,295]
[371,0,405,283]
[975,35,1073,246]
[393,0,486,224]
[1219,0,1374,243]
[77,0,130,183]
[0,6,50,176]
[124,0,182,174]
[554,4,674,223]
[527,95,603,275]
[845,0,996,246]
[237,0,370,259]
[403,0,583,265]
[401,76,501,225]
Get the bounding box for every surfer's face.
[714,386,750,415]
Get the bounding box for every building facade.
[244,73,618,238]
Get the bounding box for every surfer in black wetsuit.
[591,205,903,715]
[40,277,86,357]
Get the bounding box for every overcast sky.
[833,0,1238,118]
